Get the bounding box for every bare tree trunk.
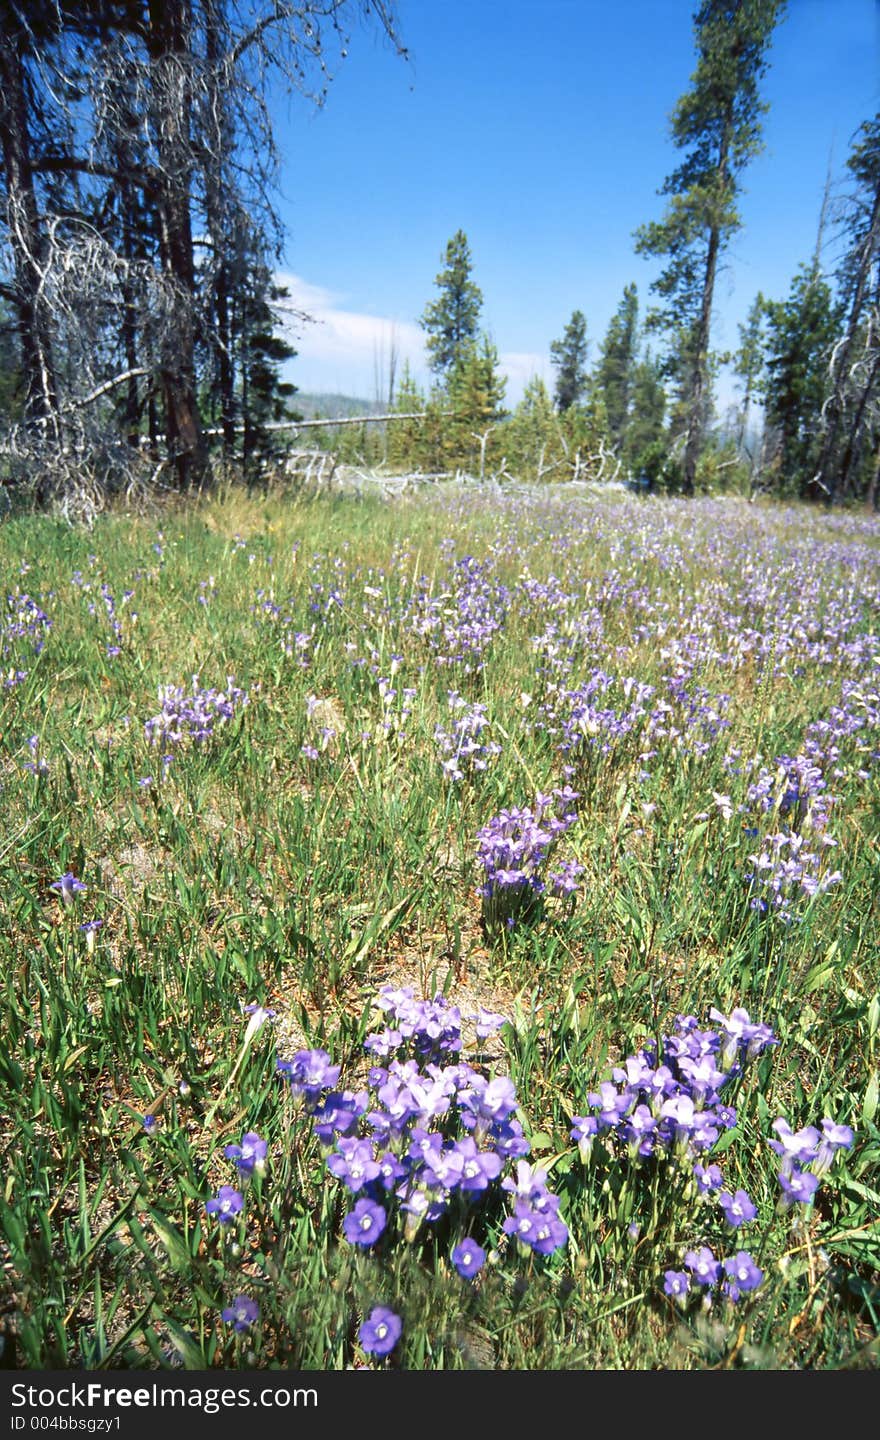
[118,176,143,448]
[202,0,236,461]
[146,0,206,490]
[838,340,880,499]
[816,186,880,505]
[0,31,59,440]
[388,323,399,408]
[681,233,719,497]
[866,448,880,511]
[681,121,732,498]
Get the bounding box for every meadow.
[1,482,878,1371]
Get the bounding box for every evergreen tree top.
[419,230,483,379]
[550,309,589,412]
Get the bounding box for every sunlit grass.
[0,485,878,1370]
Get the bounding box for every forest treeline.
[1,1,878,510]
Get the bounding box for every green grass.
[0,485,878,1370]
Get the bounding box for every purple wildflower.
[769,1118,821,1169]
[327,1138,381,1192]
[278,1048,341,1106]
[571,1114,600,1162]
[693,1162,724,1194]
[455,1137,503,1192]
[206,1186,243,1224]
[777,1166,820,1208]
[358,1306,402,1357]
[452,1238,486,1279]
[51,872,86,903]
[684,1246,722,1286]
[473,1008,508,1039]
[502,1200,569,1255]
[718,1188,757,1228]
[663,1270,691,1301]
[814,1117,855,1175]
[221,1296,259,1334]
[722,1251,763,1300]
[343,1198,387,1248]
[224,1131,268,1176]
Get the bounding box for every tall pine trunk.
[146,0,206,489]
[682,119,731,498]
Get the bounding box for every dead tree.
[0,25,59,447]
[815,119,880,504]
[0,2,405,508]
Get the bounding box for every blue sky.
[271,0,880,413]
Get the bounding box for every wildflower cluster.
[205,1129,268,1337]
[570,1007,777,1169]
[664,1247,764,1307]
[277,987,568,1269]
[144,675,248,748]
[253,590,314,668]
[770,1115,853,1208]
[434,692,501,783]
[476,788,582,931]
[746,753,833,831]
[661,1110,853,1312]
[739,752,843,921]
[745,829,842,922]
[569,1007,777,1313]
[542,668,729,775]
[205,1127,268,1226]
[375,672,418,740]
[98,582,134,658]
[301,692,343,758]
[3,589,52,686]
[22,734,49,775]
[408,554,509,673]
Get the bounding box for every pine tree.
[635,0,785,494]
[420,230,483,380]
[388,362,426,469]
[733,291,767,450]
[505,376,565,482]
[563,383,612,480]
[763,262,841,496]
[625,352,668,477]
[236,268,298,476]
[595,285,639,445]
[550,309,589,411]
[445,335,506,476]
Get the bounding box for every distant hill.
[289,392,387,421]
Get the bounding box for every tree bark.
[0,30,59,436]
[838,340,880,499]
[202,0,237,460]
[681,120,732,498]
[146,0,207,489]
[816,185,880,505]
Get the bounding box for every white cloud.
[275,272,426,402]
[274,273,550,406]
[498,352,553,402]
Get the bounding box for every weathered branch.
[67,367,151,410]
[204,411,437,436]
